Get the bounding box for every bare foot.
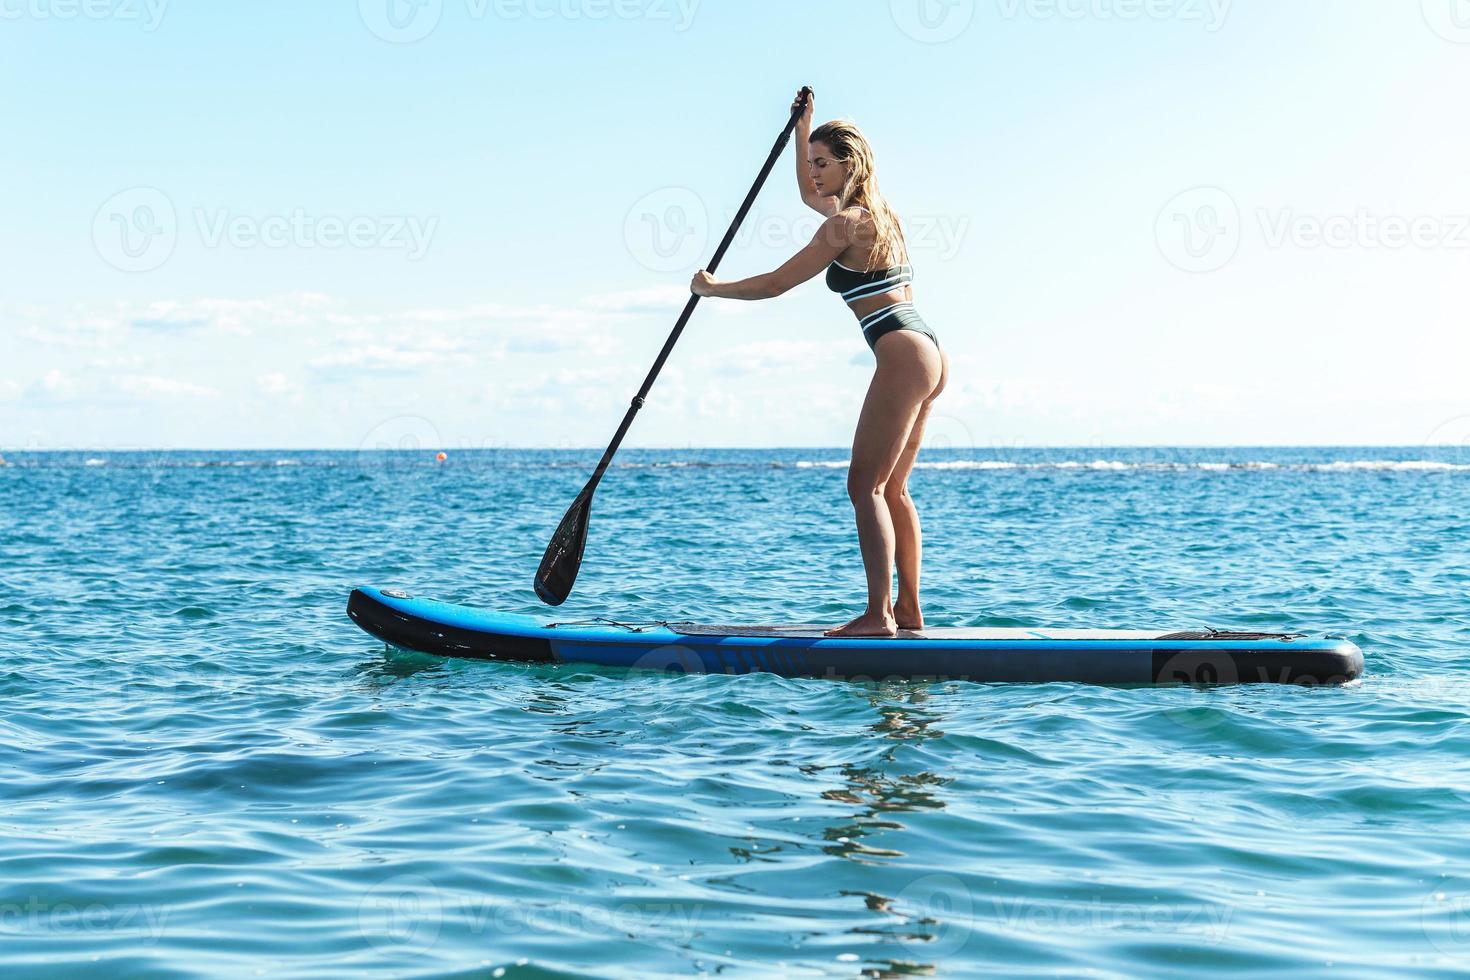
[824,610,898,638]
[894,600,924,632]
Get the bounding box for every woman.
[691,90,949,637]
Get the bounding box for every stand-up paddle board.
[347,587,1363,685]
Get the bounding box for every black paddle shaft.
[593,88,812,484]
[534,87,813,605]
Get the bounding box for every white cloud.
[581,285,690,313]
[10,294,341,349]
[257,372,292,396]
[699,338,848,376]
[255,371,307,407]
[396,302,552,324]
[168,295,326,336]
[86,353,148,370]
[116,375,220,398]
[494,365,632,398]
[309,344,470,373]
[481,364,638,416]
[21,315,126,350]
[3,293,878,445]
[41,369,81,398]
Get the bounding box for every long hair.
[809,119,908,270]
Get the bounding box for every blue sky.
[3,0,1469,451]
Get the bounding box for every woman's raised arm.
[794,89,836,217]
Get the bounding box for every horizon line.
[2,444,1464,454]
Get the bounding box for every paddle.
[534,87,814,606]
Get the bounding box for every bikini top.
[826,259,914,305]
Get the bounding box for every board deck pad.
[662,623,1307,641]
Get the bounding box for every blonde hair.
[809,118,908,270]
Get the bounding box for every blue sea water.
[2,445,1469,977]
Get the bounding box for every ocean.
[3,446,1468,977]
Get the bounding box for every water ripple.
[3,448,1468,976]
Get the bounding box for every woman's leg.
[885,345,948,630]
[825,333,944,637]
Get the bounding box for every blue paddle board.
[346,587,1363,685]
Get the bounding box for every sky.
[3,0,1469,451]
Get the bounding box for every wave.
[6,455,1470,473]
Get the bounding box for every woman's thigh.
[885,343,949,493]
[849,333,944,493]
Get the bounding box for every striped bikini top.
[825,258,913,305]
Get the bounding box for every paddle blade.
[534,488,593,605]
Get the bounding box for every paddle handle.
[587,87,812,484]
